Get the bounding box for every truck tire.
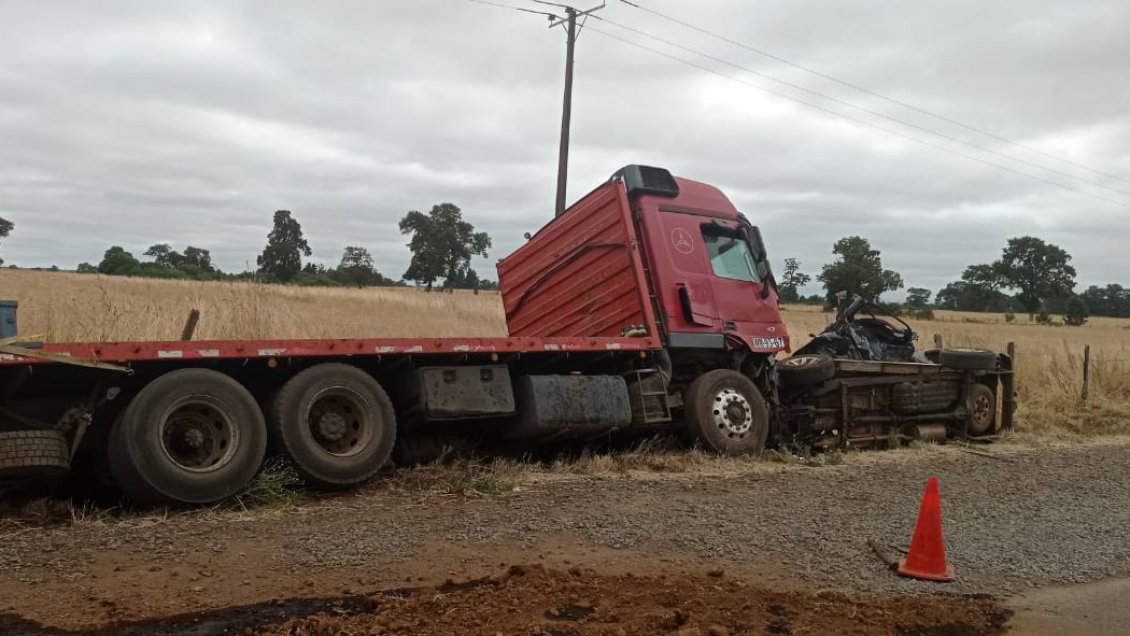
[0,429,70,487]
[267,364,396,489]
[939,348,997,371]
[966,383,996,436]
[684,369,768,455]
[108,369,267,506]
[778,354,835,388]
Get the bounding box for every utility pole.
[555,7,577,217]
[539,2,605,216]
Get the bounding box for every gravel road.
[2,438,1129,630]
[281,439,1130,595]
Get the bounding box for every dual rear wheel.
[109,365,396,506]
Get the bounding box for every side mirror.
[745,226,775,299]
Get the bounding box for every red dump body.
[498,180,658,340]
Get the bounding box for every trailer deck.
[0,335,662,367]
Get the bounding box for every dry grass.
[6,269,506,341]
[6,269,1129,437]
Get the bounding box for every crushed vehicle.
[777,293,1014,448]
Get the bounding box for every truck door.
[699,220,786,350]
[636,209,721,337]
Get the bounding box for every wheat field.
[8,269,1130,437]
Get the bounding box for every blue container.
[0,300,17,338]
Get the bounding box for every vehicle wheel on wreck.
[777,354,836,388]
[938,348,997,370]
[0,429,70,489]
[684,369,769,455]
[965,383,997,436]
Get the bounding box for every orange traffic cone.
[897,476,956,582]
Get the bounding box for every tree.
[1080,284,1130,318]
[182,246,215,272]
[817,236,903,305]
[994,236,1076,318]
[257,210,312,283]
[336,246,382,287]
[144,243,183,268]
[97,246,140,275]
[934,264,1012,312]
[1063,295,1088,326]
[399,203,491,290]
[905,287,931,308]
[0,217,12,266]
[778,257,811,303]
[445,266,481,291]
[961,263,1000,290]
[289,262,335,286]
[76,262,98,274]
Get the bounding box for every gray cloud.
[1,0,1127,298]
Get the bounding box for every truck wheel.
[684,369,768,455]
[966,383,996,436]
[267,364,396,489]
[108,369,267,507]
[778,354,835,388]
[0,430,70,487]
[939,348,997,370]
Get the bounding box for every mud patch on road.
[0,595,376,636]
[255,565,1011,636]
[0,565,1011,636]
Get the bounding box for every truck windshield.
[701,224,759,283]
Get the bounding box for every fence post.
[180,309,201,341]
[1002,342,1017,430]
[933,334,943,350]
[1081,344,1091,402]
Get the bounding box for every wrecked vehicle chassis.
[780,354,1015,449]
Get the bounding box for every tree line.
[65,205,497,291]
[0,210,1125,323]
[777,235,1125,326]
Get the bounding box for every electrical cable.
[593,14,1130,199]
[585,25,1130,209]
[617,0,1130,187]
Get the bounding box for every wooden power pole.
[541,2,605,216]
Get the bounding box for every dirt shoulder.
[2,438,1129,633]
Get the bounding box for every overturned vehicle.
[775,294,1015,449]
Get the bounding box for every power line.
[617,0,1130,188]
[468,0,606,215]
[592,15,1130,200]
[468,0,1129,207]
[467,0,559,18]
[584,25,1130,209]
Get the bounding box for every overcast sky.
[1,0,1127,296]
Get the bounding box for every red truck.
[0,165,1014,506]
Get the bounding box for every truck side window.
[701,224,759,283]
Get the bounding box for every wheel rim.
[969,387,994,434]
[159,396,240,473]
[712,388,754,439]
[305,388,374,457]
[782,356,820,369]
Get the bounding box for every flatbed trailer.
[0,165,1013,506]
